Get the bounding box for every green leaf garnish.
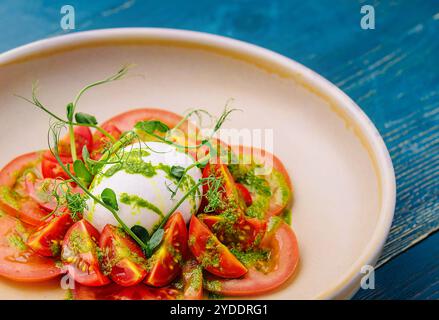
[101,188,119,211]
[170,165,185,180]
[75,112,98,125]
[148,228,164,251]
[73,159,93,184]
[131,225,149,244]
[135,120,169,134]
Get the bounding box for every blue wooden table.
[0,0,437,299]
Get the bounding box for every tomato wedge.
[199,214,266,251]
[27,213,73,257]
[91,123,122,160]
[0,213,63,282]
[236,183,252,206]
[41,151,73,181]
[74,282,179,300]
[200,163,246,215]
[182,258,203,300]
[204,222,299,296]
[229,145,293,218]
[188,216,247,278]
[57,126,92,158]
[99,224,147,286]
[144,212,188,287]
[61,219,110,286]
[0,152,48,226]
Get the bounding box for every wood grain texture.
[0,0,437,299]
[354,230,439,300]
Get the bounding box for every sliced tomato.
[74,282,179,300]
[144,212,188,287]
[41,150,74,180]
[100,108,196,136]
[236,183,252,206]
[0,152,48,226]
[57,126,92,158]
[204,222,299,296]
[90,123,122,160]
[200,163,246,215]
[61,219,110,286]
[99,224,147,286]
[199,214,266,251]
[229,145,293,218]
[27,213,73,257]
[188,216,247,278]
[0,213,64,282]
[182,258,203,300]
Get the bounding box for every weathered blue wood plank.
[0,0,437,299]
[353,230,439,300]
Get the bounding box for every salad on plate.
[0,67,299,300]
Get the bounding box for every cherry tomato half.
[99,224,147,287]
[61,219,110,286]
[188,216,247,279]
[27,213,73,257]
[144,212,188,287]
[204,222,299,296]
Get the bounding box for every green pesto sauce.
[229,161,291,220]
[0,186,20,209]
[203,279,222,293]
[8,234,27,251]
[230,248,270,268]
[119,192,164,217]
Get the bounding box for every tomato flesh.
[229,145,293,218]
[74,282,179,300]
[144,212,188,287]
[61,219,109,286]
[236,183,252,206]
[205,222,299,296]
[27,213,73,257]
[188,216,247,278]
[182,258,203,300]
[99,224,147,286]
[91,123,122,160]
[199,214,266,251]
[0,213,63,282]
[0,152,48,226]
[57,126,92,158]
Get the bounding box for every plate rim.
[0,28,396,300]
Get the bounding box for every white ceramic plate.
[0,28,395,300]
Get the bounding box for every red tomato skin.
[230,145,293,218]
[205,223,299,296]
[41,151,73,180]
[74,282,180,300]
[99,224,147,287]
[144,212,188,287]
[0,214,64,282]
[200,163,246,215]
[58,126,92,158]
[188,216,247,279]
[91,123,122,160]
[235,183,253,206]
[62,220,110,287]
[0,152,49,226]
[200,214,266,251]
[27,213,73,257]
